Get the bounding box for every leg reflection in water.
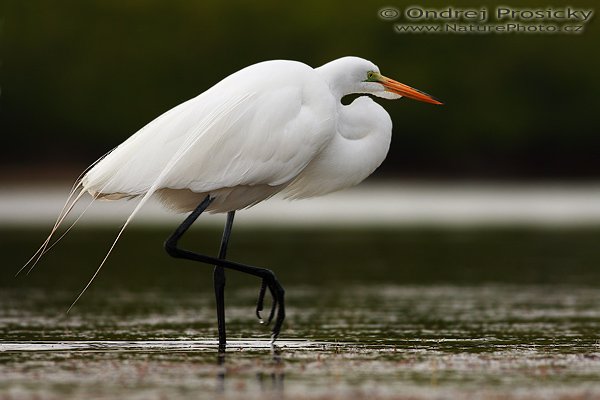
[215,348,284,395]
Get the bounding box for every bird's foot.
[255,279,276,325]
[254,272,285,340]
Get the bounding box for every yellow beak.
[379,75,443,105]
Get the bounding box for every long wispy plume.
[67,92,254,312]
[17,149,115,276]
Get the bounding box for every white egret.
[24,56,442,351]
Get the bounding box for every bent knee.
[164,239,179,257]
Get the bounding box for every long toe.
[255,279,270,323]
[269,281,285,341]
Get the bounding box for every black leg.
[165,195,286,347]
[214,211,235,352]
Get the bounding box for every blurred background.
[2,0,599,181]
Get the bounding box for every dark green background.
[2,0,599,179]
[6,227,600,294]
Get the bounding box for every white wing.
[64,61,337,310]
[82,60,336,200]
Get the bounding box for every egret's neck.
[316,62,358,101]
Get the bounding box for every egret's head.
[318,56,443,105]
[362,70,442,105]
[362,68,442,105]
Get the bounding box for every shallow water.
[2,227,600,399]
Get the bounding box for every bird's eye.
[366,71,377,82]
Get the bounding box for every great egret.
[24,56,442,351]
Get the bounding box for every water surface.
[2,227,600,399]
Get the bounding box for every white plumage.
[81,57,403,213]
